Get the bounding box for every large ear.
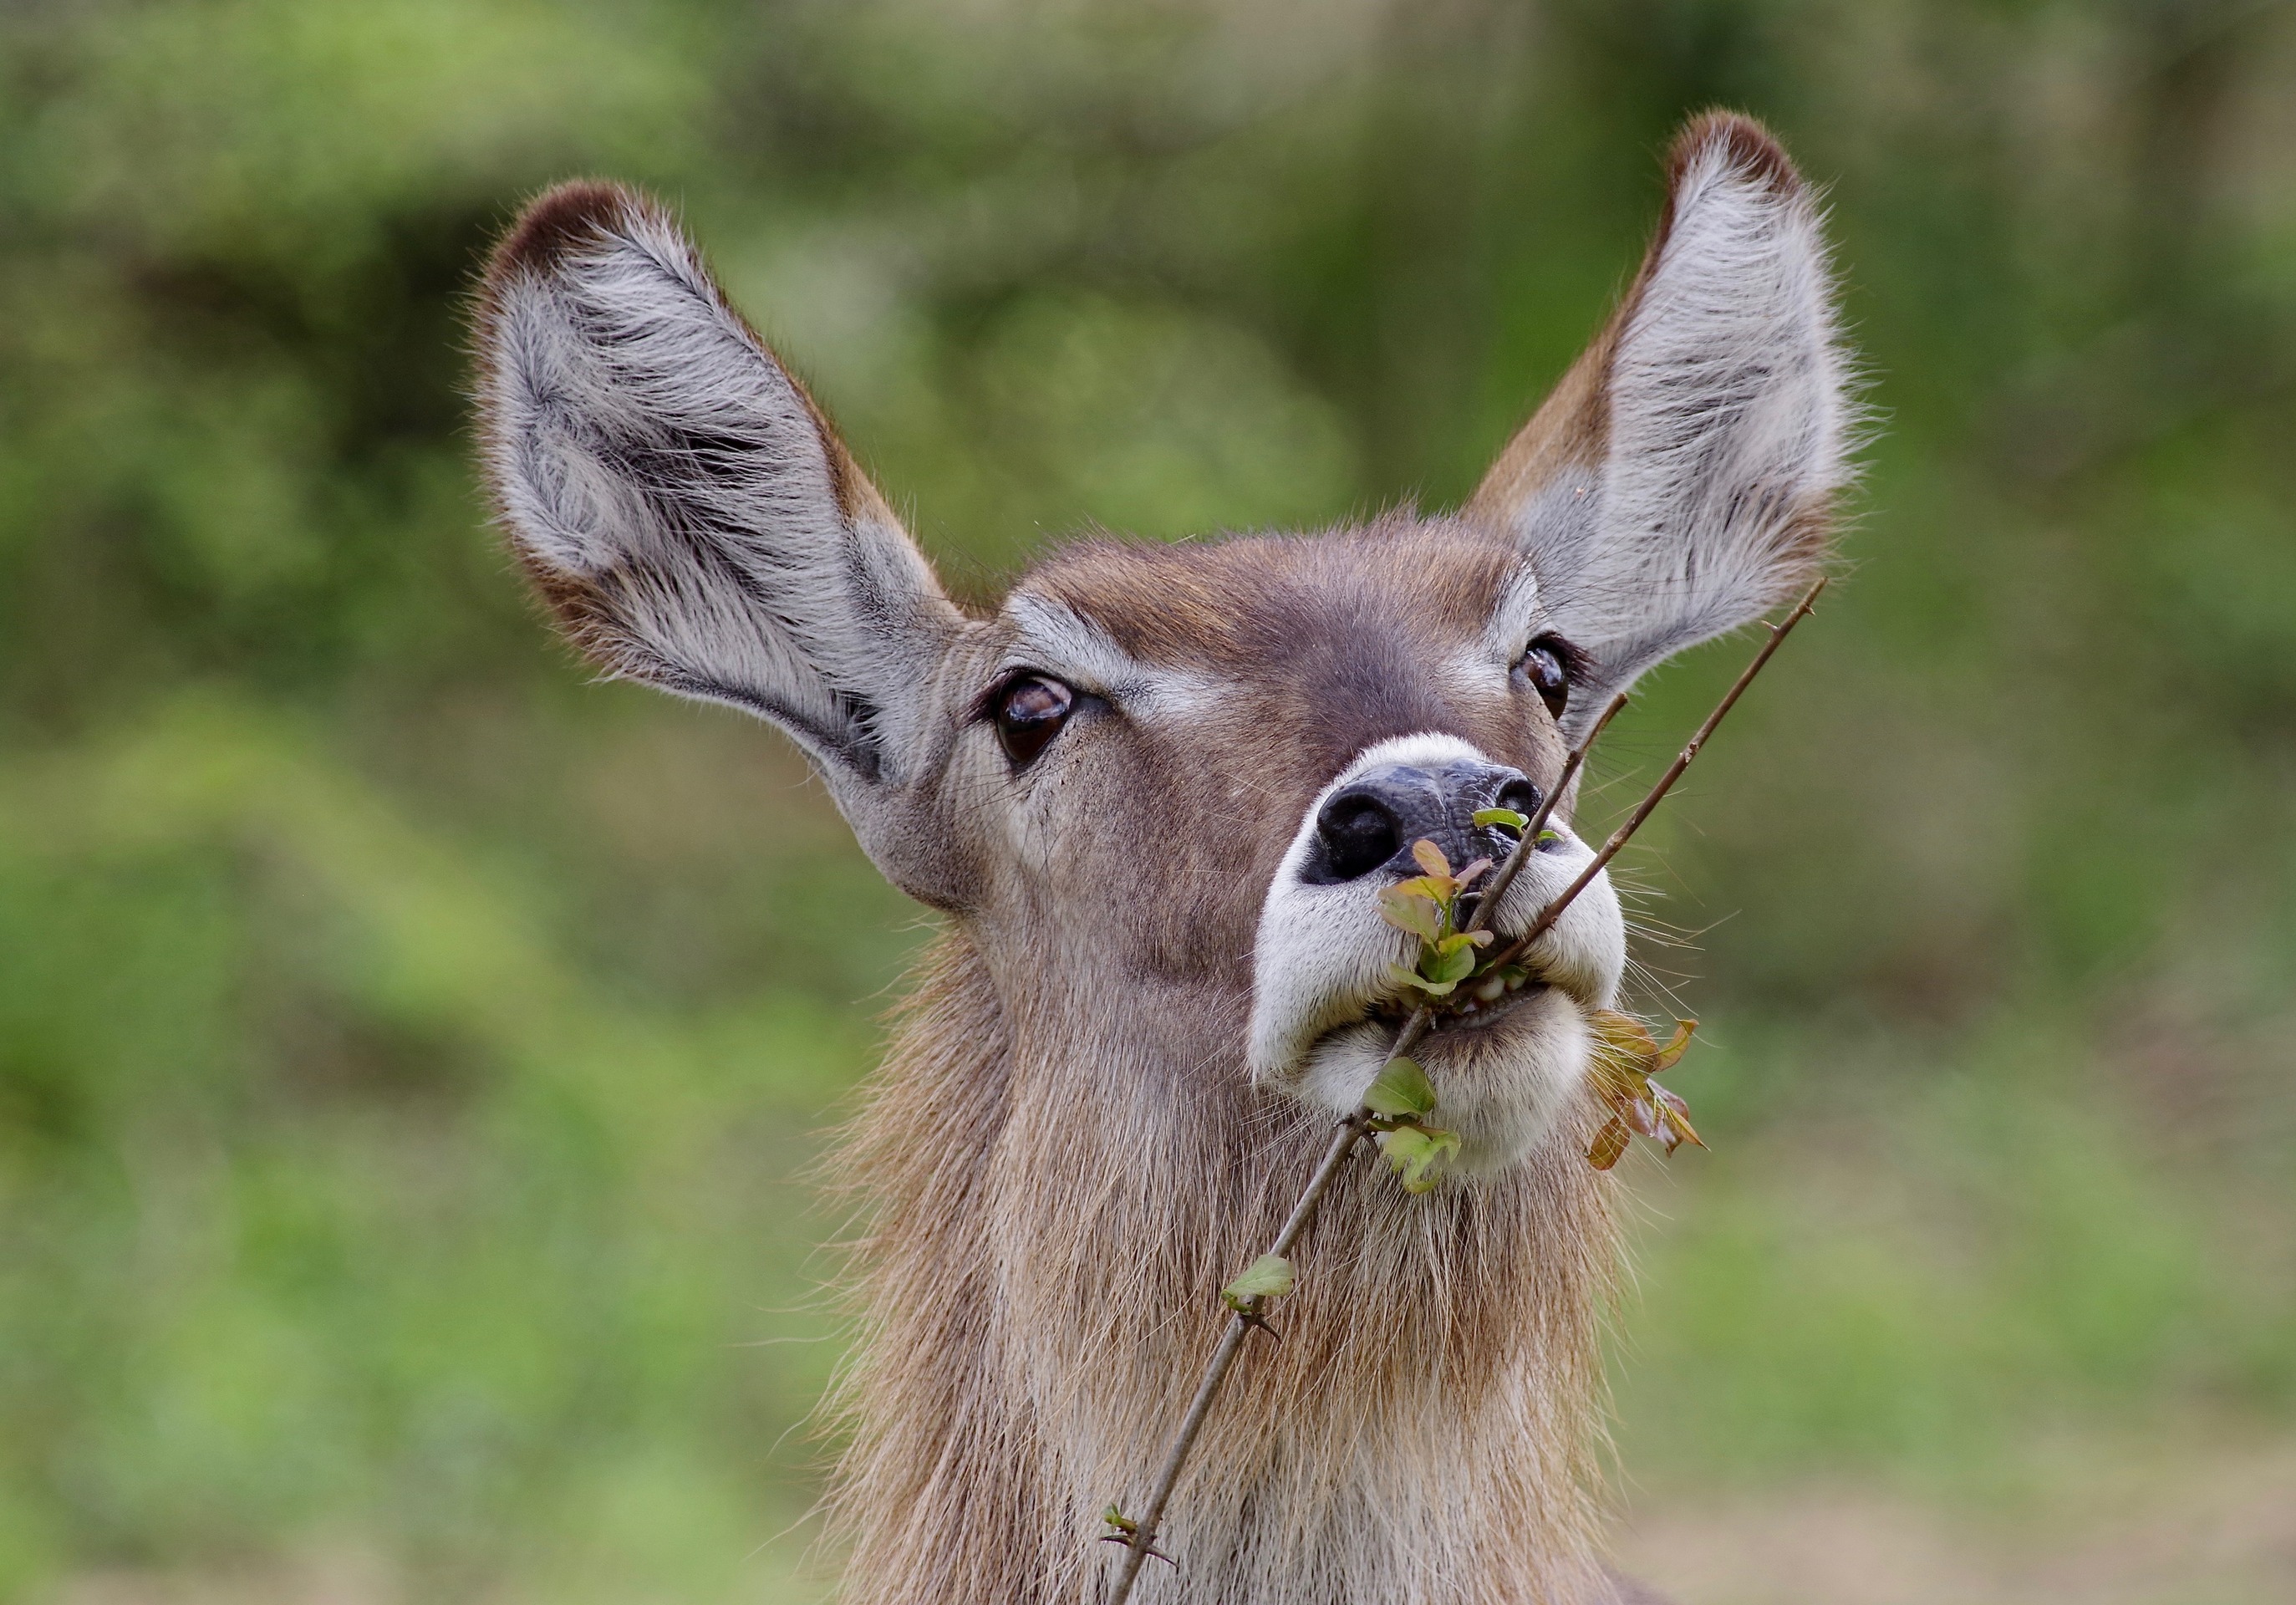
[473,181,963,802]
[1468,113,1855,738]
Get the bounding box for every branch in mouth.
[1099,578,1828,1605]
[1370,973,1548,1032]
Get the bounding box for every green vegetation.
[3,3,2292,1599]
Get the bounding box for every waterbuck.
[474,110,1852,1605]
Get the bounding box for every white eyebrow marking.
[1001,590,1223,717]
[1481,558,1545,663]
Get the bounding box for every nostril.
[1316,792,1403,882]
[1492,777,1543,821]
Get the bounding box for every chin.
[1294,985,1593,1175]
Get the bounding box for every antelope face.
[975,527,1628,1174]
[474,115,1850,1180]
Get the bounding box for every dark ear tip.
[488,180,648,286]
[1669,110,1805,198]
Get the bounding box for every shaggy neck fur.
[824,935,1621,1605]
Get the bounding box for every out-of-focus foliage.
[2,2,2292,1600]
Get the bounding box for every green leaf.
[1473,807,1529,833]
[1388,874,1455,908]
[1410,839,1453,879]
[1535,829,1563,847]
[1102,1506,1137,1534]
[1377,887,1444,944]
[1420,940,1479,986]
[1221,1253,1296,1308]
[1363,1057,1438,1118]
[1377,1124,1462,1192]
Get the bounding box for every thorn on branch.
[1235,1305,1281,1343]
[1098,1534,1179,1568]
[1102,1507,1179,1569]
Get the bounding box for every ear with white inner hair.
[1469,112,1856,741]
[474,181,969,897]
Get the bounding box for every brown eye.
[1521,634,1571,718]
[994,675,1075,766]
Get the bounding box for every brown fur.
[827,934,1621,1604]
[470,110,1850,1605]
[797,519,1625,1602]
[1013,522,1565,974]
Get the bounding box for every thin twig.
[1480,577,1826,976]
[1103,714,1604,1601]
[1466,690,1630,936]
[1103,1006,1432,1603]
[1103,581,1823,1601]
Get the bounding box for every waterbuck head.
[475,111,1850,1602]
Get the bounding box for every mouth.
[1250,812,1627,1174]
[1367,970,1553,1036]
[1246,732,1631,1140]
[1284,959,1592,1177]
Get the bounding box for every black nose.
[1306,760,1541,884]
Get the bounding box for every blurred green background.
[3,3,2292,1602]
